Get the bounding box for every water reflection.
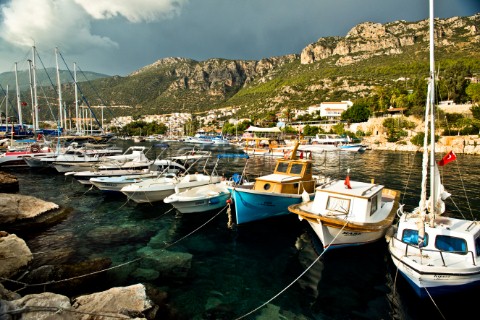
[9,143,480,319]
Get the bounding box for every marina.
[3,140,480,319]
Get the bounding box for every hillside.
[1,13,479,123]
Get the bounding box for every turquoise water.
[9,141,480,319]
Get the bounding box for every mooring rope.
[0,205,228,291]
[234,219,350,320]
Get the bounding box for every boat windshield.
[276,162,289,173]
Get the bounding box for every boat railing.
[394,237,477,267]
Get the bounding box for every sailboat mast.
[55,47,64,129]
[32,46,39,132]
[429,0,437,218]
[74,62,80,133]
[14,63,23,125]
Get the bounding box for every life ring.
[30,144,40,153]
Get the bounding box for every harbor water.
[8,141,480,319]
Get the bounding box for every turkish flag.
[21,101,27,106]
[438,151,457,166]
[344,174,352,189]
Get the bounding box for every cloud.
[74,0,189,23]
[0,0,188,54]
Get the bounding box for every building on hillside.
[319,101,353,119]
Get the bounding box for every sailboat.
[387,0,480,298]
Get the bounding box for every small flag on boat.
[344,168,352,189]
[438,150,457,166]
[21,101,27,106]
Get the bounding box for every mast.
[32,46,39,132]
[14,63,23,125]
[429,0,437,220]
[55,47,64,129]
[74,62,80,134]
[27,59,35,129]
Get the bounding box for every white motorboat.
[387,0,480,298]
[51,146,149,173]
[90,172,168,192]
[121,173,223,204]
[288,175,399,249]
[163,153,249,212]
[163,182,231,213]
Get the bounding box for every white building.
[319,101,353,119]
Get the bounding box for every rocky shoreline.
[0,172,178,319]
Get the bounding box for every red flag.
[344,174,352,189]
[438,151,456,166]
[21,101,27,106]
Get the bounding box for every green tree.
[466,83,480,105]
[438,62,471,103]
[341,102,371,123]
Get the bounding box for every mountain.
[0,68,109,91]
[1,13,479,122]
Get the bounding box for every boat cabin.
[310,180,388,222]
[253,158,316,194]
[397,217,480,256]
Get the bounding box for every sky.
[0,0,479,77]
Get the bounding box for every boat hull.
[389,243,480,297]
[166,192,231,213]
[307,221,387,249]
[231,188,310,225]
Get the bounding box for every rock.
[0,172,18,193]
[8,292,73,320]
[72,283,158,319]
[137,247,192,280]
[20,258,112,296]
[0,283,21,301]
[0,193,70,232]
[0,233,32,278]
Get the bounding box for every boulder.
[8,292,72,320]
[72,283,158,319]
[0,232,33,278]
[0,172,18,193]
[0,193,70,232]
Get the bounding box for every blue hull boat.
[231,188,312,225]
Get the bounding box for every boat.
[230,142,324,225]
[288,172,400,249]
[50,145,146,173]
[386,0,480,298]
[163,153,249,213]
[120,150,223,203]
[89,148,208,193]
[300,134,365,153]
[121,172,223,204]
[0,140,53,168]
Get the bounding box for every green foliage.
[466,83,480,104]
[438,61,472,103]
[383,117,415,142]
[341,102,371,123]
[331,123,345,135]
[302,124,320,136]
[122,120,167,136]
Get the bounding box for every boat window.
[476,237,480,256]
[326,196,350,214]
[370,195,378,216]
[264,183,271,190]
[435,235,467,254]
[402,229,428,247]
[276,162,288,173]
[290,163,303,175]
[305,163,312,175]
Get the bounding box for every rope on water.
[234,219,350,320]
[0,205,228,290]
[424,287,446,320]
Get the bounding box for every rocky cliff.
[301,14,480,65]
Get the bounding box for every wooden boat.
[230,141,324,225]
[387,0,480,298]
[288,176,400,249]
